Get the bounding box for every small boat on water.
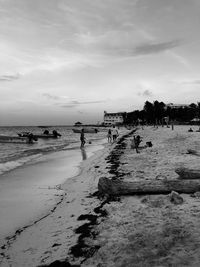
[37,126,49,128]
[0,135,37,144]
[18,130,62,139]
[72,128,99,133]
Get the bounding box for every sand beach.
[2,125,200,266]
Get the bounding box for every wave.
[0,129,107,176]
[0,141,80,176]
[0,154,43,176]
[0,141,73,163]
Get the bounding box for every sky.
[1,0,200,125]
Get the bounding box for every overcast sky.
[1,0,200,125]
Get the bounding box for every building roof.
[104,112,126,116]
[166,103,188,107]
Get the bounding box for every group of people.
[80,126,119,148]
[107,126,119,143]
[131,135,153,153]
[80,126,152,154]
[43,129,61,137]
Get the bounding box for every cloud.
[180,80,200,85]
[60,100,106,108]
[142,89,153,97]
[42,93,62,100]
[0,73,20,82]
[138,89,153,97]
[73,27,182,59]
[101,38,182,58]
[42,94,106,108]
[134,40,181,56]
[168,51,189,67]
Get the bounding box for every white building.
[103,111,126,125]
[165,103,189,109]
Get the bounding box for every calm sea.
[0,126,107,176]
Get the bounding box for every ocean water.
[0,125,109,244]
[0,126,107,176]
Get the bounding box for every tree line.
[125,101,200,125]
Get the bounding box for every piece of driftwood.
[187,149,200,156]
[98,177,200,195]
[175,167,200,179]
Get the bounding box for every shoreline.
[0,128,133,267]
[0,140,113,266]
[3,125,200,266]
[0,137,108,249]
[0,135,106,177]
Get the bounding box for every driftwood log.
[175,167,200,179]
[98,177,200,195]
[187,149,200,156]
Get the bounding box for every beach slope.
[3,126,200,266]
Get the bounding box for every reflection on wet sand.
[81,147,87,160]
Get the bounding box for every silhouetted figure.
[27,133,37,144]
[43,130,49,135]
[112,126,118,142]
[80,129,85,147]
[146,141,153,147]
[52,130,61,138]
[107,129,112,143]
[133,135,142,153]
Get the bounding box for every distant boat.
[37,126,49,128]
[0,135,37,144]
[74,122,83,126]
[72,128,98,133]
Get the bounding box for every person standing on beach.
[133,135,142,153]
[107,128,112,143]
[112,125,118,142]
[80,129,85,147]
[27,133,35,144]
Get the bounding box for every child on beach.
[112,126,118,142]
[107,129,112,143]
[132,135,142,153]
[80,129,86,147]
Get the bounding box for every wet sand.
[0,137,114,266]
[0,139,106,249]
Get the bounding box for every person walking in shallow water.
[107,128,112,143]
[80,129,85,147]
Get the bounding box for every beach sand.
[2,126,200,266]
[0,149,81,244]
